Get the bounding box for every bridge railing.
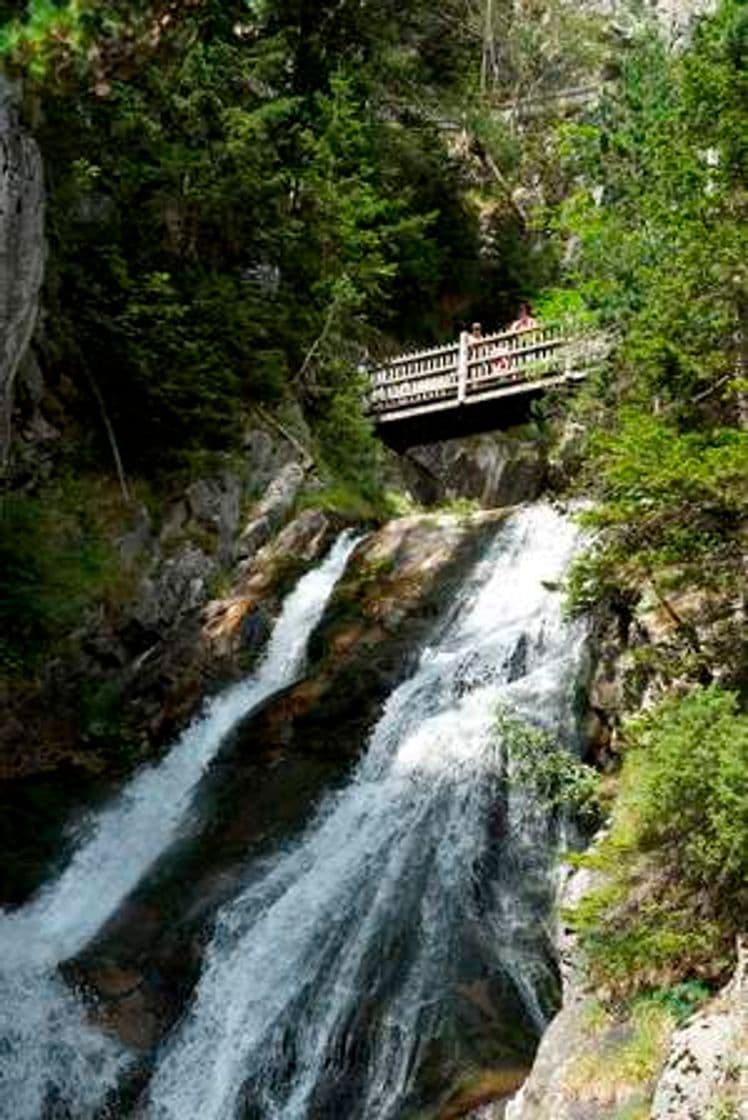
[368,322,581,416]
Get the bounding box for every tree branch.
[82,365,131,504]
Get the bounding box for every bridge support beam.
[457,331,469,405]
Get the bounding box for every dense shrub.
[565,411,748,611]
[629,687,748,891]
[495,706,602,828]
[555,0,747,639]
[569,687,748,994]
[0,479,129,672]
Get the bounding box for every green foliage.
[627,687,748,890]
[569,997,674,1093]
[534,288,594,330]
[646,980,711,1024]
[551,1,747,644]
[709,1102,742,1120]
[314,383,383,481]
[434,496,482,518]
[296,480,392,525]
[567,687,748,994]
[18,1,517,480]
[0,478,125,671]
[0,1,85,80]
[495,705,602,827]
[570,877,726,995]
[565,409,748,610]
[556,7,747,403]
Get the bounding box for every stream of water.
[0,507,588,1120]
[147,505,587,1120]
[0,532,360,1120]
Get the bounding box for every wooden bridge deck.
[367,323,594,442]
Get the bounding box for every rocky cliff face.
[0,75,45,466]
[583,0,716,41]
[398,430,547,510]
[651,940,747,1120]
[488,874,748,1120]
[0,421,321,786]
[654,0,716,37]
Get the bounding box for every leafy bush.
[0,479,130,672]
[568,687,748,994]
[628,687,748,891]
[495,705,602,827]
[565,411,748,612]
[646,980,710,1024]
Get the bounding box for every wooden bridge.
[367,322,596,446]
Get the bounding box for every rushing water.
[147,504,588,1120]
[0,532,360,1120]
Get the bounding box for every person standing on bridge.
[510,302,538,332]
[468,322,492,383]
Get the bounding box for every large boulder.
[133,544,217,636]
[184,473,242,564]
[202,507,333,658]
[0,75,45,465]
[583,0,716,42]
[238,460,306,559]
[652,940,748,1120]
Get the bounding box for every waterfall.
[147,504,588,1120]
[0,532,360,1120]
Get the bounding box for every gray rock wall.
[582,0,716,42]
[0,74,45,466]
[400,431,547,510]
[652,940,747,1120]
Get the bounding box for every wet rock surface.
[241,510,509,762]
[238,460,306,561]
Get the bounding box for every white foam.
[0,532,360,1120]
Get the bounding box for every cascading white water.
[0,532,360,1120]
[147,504,588,1120]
